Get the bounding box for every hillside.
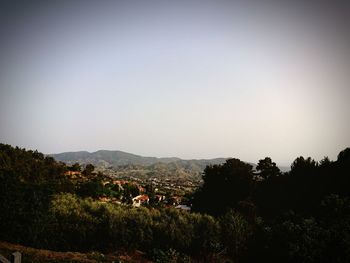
[50,150,293,180]
[51,150,178,166]
[50,150,236,181]
[51,150,227,168]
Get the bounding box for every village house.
[132,194,149,207]
[138,185,146,193]
[111,180,145,193]
[64,170,82,178]
[111,180,129,190]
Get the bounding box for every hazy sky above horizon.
[0,0,349,166]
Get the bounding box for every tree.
[82,164,95,176]
[220,210,251,258]
[77,180,105,198]
[122,183,140,203]
[70,163,81,172]
[290,156,317,177]
[335,148,350,196]
[193,158,254,216]
[337,148,350,166]
[256,157,280,180]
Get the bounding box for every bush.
[219,210,252,258]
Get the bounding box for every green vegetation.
[51,150,228,181]
[1,143,350,262]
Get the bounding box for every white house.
[132,195,149,207]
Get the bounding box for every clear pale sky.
[0,1,349,166]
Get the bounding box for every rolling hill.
[50,150,286,180]
[50,150,289,180]
[50,150,228,173]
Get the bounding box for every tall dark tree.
[70,162,81,171]
[334,148,350,196]
[337,148,350,167]
[193,158,254,216]
[256,157,280,180]
[82,164,95,176]
[290,156,317,177]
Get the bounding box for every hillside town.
[63,164,194,211]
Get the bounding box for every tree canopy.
[256,157,280,180]
[193,158,254,215]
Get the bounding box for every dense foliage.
[1,143,350,262]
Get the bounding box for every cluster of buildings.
[131,194,191,211]
[64,168,193,211]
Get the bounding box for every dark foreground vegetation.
[1,143,350,262]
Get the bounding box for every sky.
[0,0,349,166]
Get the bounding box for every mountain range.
[50,150,290,177]
[50,150,229,172]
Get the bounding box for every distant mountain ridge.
[50,150,229,171]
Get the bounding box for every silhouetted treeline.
[0,143,350,262]
[192,149,350,262]
[192,149,350,219]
